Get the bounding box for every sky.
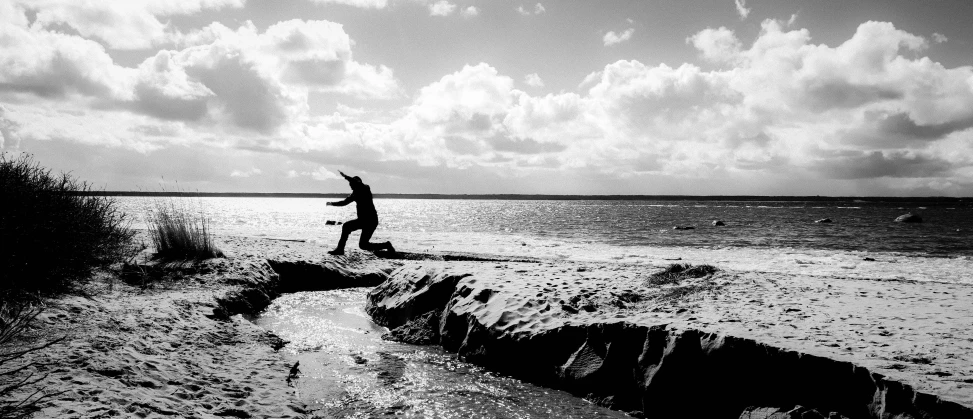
[1,0,973,196]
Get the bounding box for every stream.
[255,288,631,418]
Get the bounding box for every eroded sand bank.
[366,261,973,418]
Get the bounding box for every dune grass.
[0,153,134,302]
[146,193,223,260]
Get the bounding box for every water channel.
[256,288,631,418]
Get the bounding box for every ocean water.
[119,197,973,256]
[118,197,973,284]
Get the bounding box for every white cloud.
[461,6,479,18]
[372,20,973,191]
[687,26,741,63]
[5,7,973,195]
[517,3,545,16]
[230,167,262,177]
[603,28,635,46]
[0,25,136,100]
[0,106,21,148]
[524,73,545,88]
[734,0,751,20]
[14,0,244,50]
[309,167,342,181]
[0,16,400,152]
[308,0,388,8]
[787,13,798,26]
[429,1,456,16]
[933,32,948,43]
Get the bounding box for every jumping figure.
[327,172,395,256]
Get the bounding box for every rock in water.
[673,226,695,230]
[814,218,832,223]
[712,220,725,226]
[325,220,337,225]
[894,213,922,223]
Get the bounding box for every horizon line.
[78,191,970,201]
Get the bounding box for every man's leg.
[330,219,361,255]
[358,223,395,252]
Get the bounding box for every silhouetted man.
[327,171,395,256]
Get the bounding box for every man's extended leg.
[330,219,361,255]
[358,223,395,252]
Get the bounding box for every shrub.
[0,154,134,301]
[646,263,719,286]
[146,194,223,260]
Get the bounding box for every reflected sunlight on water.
[118,197,973,256]
[257,290,630,418]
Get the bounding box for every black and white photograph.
[1,0,972,417]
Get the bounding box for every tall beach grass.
[145,190,223,260]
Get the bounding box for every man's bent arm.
[328,195,354,206]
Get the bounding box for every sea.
[117,197,973,417]
[119,197,973,282]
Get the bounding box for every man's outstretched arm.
[327,195,354,207]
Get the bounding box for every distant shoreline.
[79,191,969,203]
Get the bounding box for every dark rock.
[268,259,389,293]
[673,226,695,230]
[863,257,876,262]
[814,218,832,223]
[325,220,337,225]
[256,331,288,351]
[382,310,441,345]
[895,213,922,223]
[712,220,726,226]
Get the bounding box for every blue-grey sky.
[2,0,972,195]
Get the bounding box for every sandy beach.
[10,234,973,418]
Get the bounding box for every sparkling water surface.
[256,289,629,419]
[119,197,973,256]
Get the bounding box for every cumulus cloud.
[308,0,388,8]
[309,167,342,180]
[603,28,635,46]
[15,0,244,50]
[0,106,21,148]
[461,6,479,18]
[524,73,544,88]
[688,26,741,63]
[734,0,751,20]
[1,16,400,141]
[5,5,973,195]
[517,3,545,16]
[369,19,973,192]
[932,32,948,43]
[0,24,135,99]
[429,1,456,16]
[230,167,262,177]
